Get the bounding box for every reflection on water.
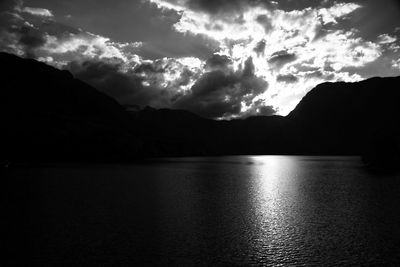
[5,156,400,266]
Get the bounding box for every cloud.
[1,0,398,118]
[0,10,47,57]
[148,0,274,15]
[133,57,203,92]
[43,32,139,62]
[277,74,298,83]
[237,99,278,117]
[149,0,338,16]
[0,3,143,62]
[185,0,247,14]
[205,54,232,71]
[65,59,178,108]
[0,1,206,112]
[318,3,360,24]
[20,7,54,17]
[65,56,205,111]
[377,34,397,44]
[254,39,266,55]
[173,57,269,118]
[172,70,244,118]
[377,33,399,53]
[13,25,47,57]
[256,104,277,116]
[268,51,297,68]
[156,0,382,115]
[66,53,269,119]
[66,59,151,105]
[393,58,400,70]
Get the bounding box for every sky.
[1,0,400,119]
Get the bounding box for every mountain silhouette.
[1,53,399,166]
[287,78,400,153]
[130,106,286,156]
[1,52,145,162]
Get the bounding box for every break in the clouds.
[1,0,399,118]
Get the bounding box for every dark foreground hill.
[1,52,145,162]
[287,77,400,152]
[1,53,400,165]
[286,78,400,168]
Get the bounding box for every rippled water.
[5,156,400,266]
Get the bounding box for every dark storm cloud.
[65,60,173,107]
[268,51,297,68]
[256,14,273,33]
[134,61,166,75]
[172,71,243,118]
[177,68,196,87]
[241,99,277,117]
[205,54,232,70]
[277,74,298,83]
[0,2,84,58]
[186,0,244,14]
[65,58,204,109]
[66,55,270,119]
[173,57,268,118]
[257,105,276,116]
[0,13,19,53]
[39,20,81,37]
[191,71,239,96]
[66,60,144,103]
[242,57,255,77]
[0,7,48,58]
[304,71,324,79]
[254,40,266,55]
[14,25,46,57]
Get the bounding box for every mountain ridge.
[1,52,399,165]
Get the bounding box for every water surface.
[5,156,400,266]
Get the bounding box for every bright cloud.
[378,34,397,44]
[393,58,400,70]
[1,0,398,119]
[318,3,360,24]
[20,7,54,17]
[43,32,138,61]
[147,0,384,115]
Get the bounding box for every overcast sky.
[1,0,400,118]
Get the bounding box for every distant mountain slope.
[130,77,400,161]
[286,77,400,156]
[2,53,400,164]
[0,52,144,161]
[129,106,287,156]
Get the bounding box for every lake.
[4,156,400,266]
